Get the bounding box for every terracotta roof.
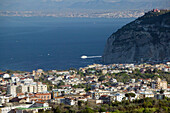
[101,95,108,97]
[36,101,45,104]
[165,66,170,68]
[55,97,64,99]
[22,97,27,99]
[20,78,26,80]
[35,93,51,95]
[60,85,71,87]
[17,93,24,96]
[30,96,38,98]
[31,99,43,101]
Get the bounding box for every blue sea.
[0,17,134,71]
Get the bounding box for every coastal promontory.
[103,9,170,64]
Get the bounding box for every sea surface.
[0,17,134,71]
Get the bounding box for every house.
[11,76,20,83]
[110,78,117,83]
[0,96,10,104]
[163,92,170,98]
[152,8,160,12]
[2,74,10,79]
[163,67,170,72]
[59,85,71,89]
[15,102,51,113]
[18,97,30,103]
[35,93,51,100]
[52,89,71,98]
[90,90,112,99]
[167,62,170,66]
[154,94,165,100]
[0,104,32,113]
[56,71,69,75]
[139,91,154,99]
[99,95,110,103]
[53,97,65,104]
[110,93,125,102]
[65,97,77,105]
[102,69,107,75]
[72,88,85,95]
[34,102,49,107]
[130,79,135,83]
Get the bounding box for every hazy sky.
[0,0,169,11]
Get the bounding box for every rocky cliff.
[103,10,170,64]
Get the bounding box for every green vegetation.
[42,98,170,113]
[0,69,26,74]
[107,69,170,83]
[139,10,170,25]
[98,75,106,81]
[125,93,136,102]
[114,9,170,36]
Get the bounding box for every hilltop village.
[0,62,170,113]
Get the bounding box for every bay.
[0,17,134,71]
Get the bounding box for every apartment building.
[7,82,47,97]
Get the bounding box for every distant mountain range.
[70,0,170,10]
[0,0,169,11]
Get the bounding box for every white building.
[56,71,69,75]
[11,77,20,83]
[139,91,154,99]
[131,79,136,83]
[3,74,10,79]
[0,104,32,113]
[0,96,9,104]
[91,90,112,99]
[164,92,170,98]
[110,93,125,102]
[110,78,117,83]
[7,82,47,97]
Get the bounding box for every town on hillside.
[0,62,170,112]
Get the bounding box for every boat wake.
[81,55,102,59]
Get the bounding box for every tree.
[122,97,126,101]
[81,107,94,113]
[73,85,78,88]
[78,100,84,107]
[129,93,136,97]
[99,107,107,112]
[143,108,150,113]
[160,88,164,94]
[98,76,105,81]
[58,80,65,86]
[6,70,14,74]
[125,93,136,102]
[85,84,92,92]
[55,106,61,113]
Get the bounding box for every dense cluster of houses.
[0,62,170,112]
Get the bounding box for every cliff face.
[103,10,170,64]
